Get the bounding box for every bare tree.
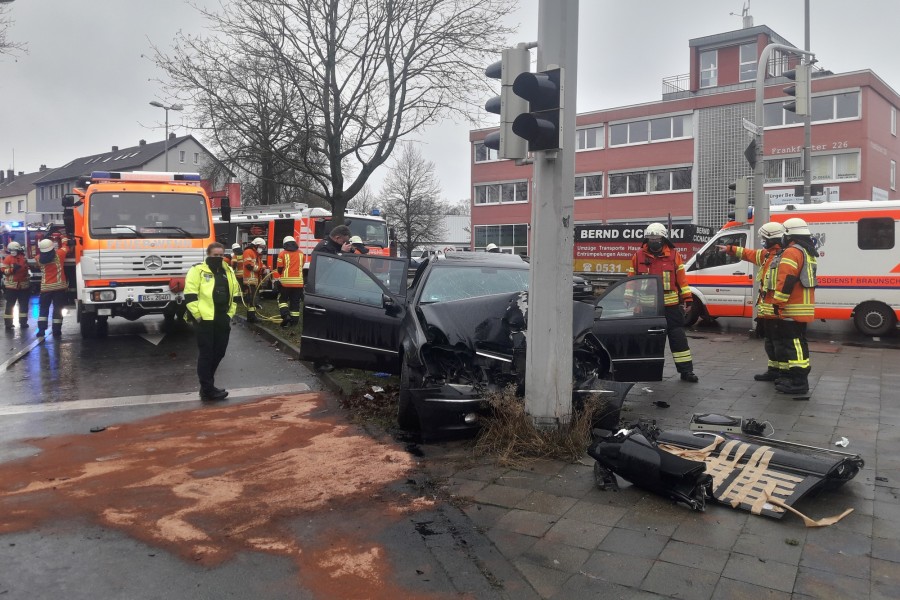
[381,143,447,258]
[445,198,471,216]
[346,183,380,215]
[157,0,515,223]
[1,3,26,57]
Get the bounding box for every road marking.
[0,383,312,416]
[138,333,165,345]
[0,337,44,371]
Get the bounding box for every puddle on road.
[0,393,450,599]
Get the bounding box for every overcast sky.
[2,0,899,203]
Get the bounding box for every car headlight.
[90,290,116,302]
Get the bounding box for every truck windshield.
[88,192,210,239]
[343,217,389,248]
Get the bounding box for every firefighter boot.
[680,372,699,383]
[4,319,12,330]
[754,368,781,382]
[246,309,258,323]
[52,326,62,337]
[19,319,28,329]
[776,371,809,395]
[280,309,291,328]
[36,328,46,338]
[773,370,791,386]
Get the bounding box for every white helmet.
[231,243,241,252]
[758,221,786,241]
[38,239,54,252]
[283,235,297,245]
[485,243,498,251]
[644,222,668,238]
[6,241,22,252]
[783,217,811,236]
[251,237,266,247]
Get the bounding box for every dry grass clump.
[473,384,604,465]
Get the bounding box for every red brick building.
[470,22,900,254]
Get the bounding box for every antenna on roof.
[729,1,753,28]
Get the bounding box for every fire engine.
[0,220,67,291]
[62,171,217,338]
[213,202,392,286]
[685,200,900,336]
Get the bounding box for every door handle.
[647,328,667,334]
[732,271,745,276]
[306,306,326,314]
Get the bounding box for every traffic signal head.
[783,62,810,116]
[511,67,563,152]
[484,47,530,160]
[727,177,750,222]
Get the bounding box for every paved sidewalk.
[426,327,900,599]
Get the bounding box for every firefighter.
[626,222,698,382]
[228,242,243,280]
[348,235,369,255]
[36,237,69,337]
[717,221,786,382]
[184,242,240,401]
[1,241,31,330]
[241,237,266,323]
[770,217,817,395]
[272,235,305,328]
[486,243,500,253]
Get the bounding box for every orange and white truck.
[684,199,900,336]
[62,171,216,338]
[213,202,392,280]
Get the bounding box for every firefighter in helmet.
[241,237,266,323]
[718,221,786,382]
[1,241,31,330]
[36,236,70,337]
[272,235,305,328]
[625,222,698,382]
[769,217,817,395]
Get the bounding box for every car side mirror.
[382,294,394,309]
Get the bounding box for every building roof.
[0,169,53,199]
[441,214,471,243]
[688,24,796,50]
[33,135,233,185]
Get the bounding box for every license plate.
[139,294,172,302]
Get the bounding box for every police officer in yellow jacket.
[184,242,240,401]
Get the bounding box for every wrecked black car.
[301,252,669,438]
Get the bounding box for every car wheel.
[684,300,704,327]
[397,354,420,431]
[853,301,897,337]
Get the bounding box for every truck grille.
[85,250,205,279]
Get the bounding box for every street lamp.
[149,101,184,171]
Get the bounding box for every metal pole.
[802,0,811,203]
[525,0,578,428]
[163,108,169,171]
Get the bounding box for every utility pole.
[524,0,578,428]
[802,0,812,203]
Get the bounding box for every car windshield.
[343,217,389,248]
[88,192,210,239]
[420,265,529,303]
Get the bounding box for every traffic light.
[727,177,750,222]
[484,47,530,160]
[511,67,564,152]
[783,62,810,116]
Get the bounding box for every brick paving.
[427,326,900,599]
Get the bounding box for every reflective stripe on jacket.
[184,262,240,321]
[1,254,30,290]
[627,245,691,307]
[728,244,781,318]
[39,248,68,292]
[242,248,261,286]
[231,252,243,279]
[770,243,817,322]
[273,249,305,287]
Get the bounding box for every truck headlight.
[91,290,116,302]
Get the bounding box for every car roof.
[435,252,528,268]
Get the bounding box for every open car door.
[301,252,410,373]
[592,275,668,381]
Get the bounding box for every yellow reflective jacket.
[184,261,240,321]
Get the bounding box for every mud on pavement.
[0,392,462,599]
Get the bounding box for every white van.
[685,200,900,336]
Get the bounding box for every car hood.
[418,292,596,351]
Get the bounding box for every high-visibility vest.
[242,248,261,286]
[770,243,817,322]
[39,248,68,292]
[627,245,691,307]
[273,249,305,287]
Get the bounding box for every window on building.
[474,142,499,163]
[576,125,604,151]
[194,152,200,165]
[700,50,717,88]
[611,115,691,147]
[179,150,186,163]
[474,223,529,255]
[4,202,10,214]
[609,167,692,196]
[858,217,895,250]
[892,160,897,191]
[739,43,757,82]
[892,107,897,136]
[649,167,692,192]
[766,91,860,127]
[473,181,528,205]
[766,152,860,184]
[574,174,603,198]
[609,172,646,195]
[17,200,24,211]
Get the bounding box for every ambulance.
[684,200,900,336]
[62,171,216,338]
